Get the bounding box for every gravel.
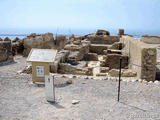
[0,55,160,120]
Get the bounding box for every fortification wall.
[121,36,157,81]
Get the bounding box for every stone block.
[109,69,137,77]
[96,29,110,36]
[87,35,120,44]
[58,63,91,75]
[89,44,110,54]
[84,53,98,61]
[106,54,128,69]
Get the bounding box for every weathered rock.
[118,29,124,36]
[98,55,107,67]
[22,65,32,74]
[89,44,110,54]
[106,54,128,69]
[73,40,81,45]
[74,36,83,40]
[67,51,83,65]
[0,41,13,63]
[109,69,137,77]
[108,42,124,50]
[105,49,122,54]
[72,100,80,104]
[122,69,137,77]
[93,67,109,76]
[84,53,98,61]
[96,29,110,36]
[23,33,55,57]
[64,44,81,51]
[50,50,69,73]
[58,63,91,75]
[55,35,67,50]
[12,39,24,55]
[87,35,120,44]
[66,80,72,84]
[87,61,100,68]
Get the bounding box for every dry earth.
[0,56,160,120]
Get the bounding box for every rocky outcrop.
[23,33,55,57]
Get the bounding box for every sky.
[0,0,160,33]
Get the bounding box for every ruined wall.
[87,35,120,44]
[23,33,56,57]
[55,35,67,50]
[141,36,160,44]
[0,41,13,63]
[121,36,157,81]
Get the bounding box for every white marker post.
[45,74,55,103]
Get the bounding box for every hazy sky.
[0,0,160,31]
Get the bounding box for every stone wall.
[0,41,13,63]
[87,35,120,44]
[141,35,160,44]
[23,33,55,56]
[121,36,157,81]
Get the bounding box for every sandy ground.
[0,56,160,120]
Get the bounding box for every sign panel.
[36,66,44,77]
[27,49,57,63]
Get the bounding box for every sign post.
[118,57,122,102]
[45,74,55,103]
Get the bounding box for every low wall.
[141,35,160,44]
[121,36,157,81]
[87,35,120,44]
[0,41,13,63]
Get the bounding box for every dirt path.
[0,56,160,120]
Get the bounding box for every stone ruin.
[0,29,159,81]
[0,38,13,64]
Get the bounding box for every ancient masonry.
[0,29,159,81]
[0,38,13,64]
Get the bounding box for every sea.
[0,28,159,40]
